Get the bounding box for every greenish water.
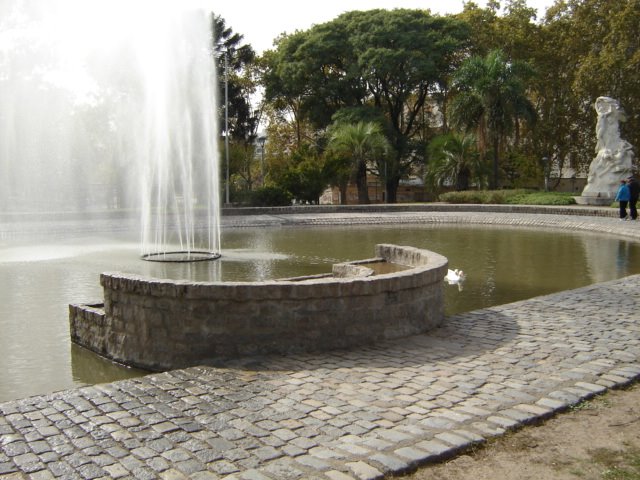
[217,224,640,316]
[1,223,639,402]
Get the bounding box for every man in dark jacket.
[628,174,640,220]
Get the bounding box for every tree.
[454,1,501,57]
[322,152,353,205]
[450,49,536,189]
[211,14,264,196]
[342,10,469,202]
[426,133,486,191]
[327,121,390,204]
[211,14,257,142]
[263,9,469,203]
[271,145,329,204]
[550,0,640,172]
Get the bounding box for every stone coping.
[220,202,617,218]
[220,207,640,245]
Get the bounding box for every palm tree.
[450,49,536,189]
[327,122,390,204]
[426,133,487,191]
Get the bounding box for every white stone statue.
[581,97,634,203]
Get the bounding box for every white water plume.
[0,0,221,256]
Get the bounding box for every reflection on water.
[71,345,145,385]
[1,222,640,402]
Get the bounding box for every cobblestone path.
[1,274,639,479]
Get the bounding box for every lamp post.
[257,136,266,187]
[542,156,549,192]
[224,51,230,205]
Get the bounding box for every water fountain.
[0,0,221,258]
[3,1,640,401]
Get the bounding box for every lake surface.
[1,220,640,402]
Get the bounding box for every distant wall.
[70,244,448,371]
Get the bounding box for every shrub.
[438,191,487,204]
[438,189,576,205]
[505,192,576,205]
[241,187,292,207]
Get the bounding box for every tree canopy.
[263,9,469,202]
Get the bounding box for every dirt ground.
[406,383,640,480]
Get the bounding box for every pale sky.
[209,0,557,54]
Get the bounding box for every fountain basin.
[69,244,448,371]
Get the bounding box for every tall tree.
[342,9,469,202]
[557,0,640,168]
[211,14,263,197]
[450,49,536,189]
[263,9,469,203]
[211,14,258,143]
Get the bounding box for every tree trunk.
[456,167,470,191]
[386,178,398,203]
[491,137,500,189]
[356,160,369,204]
[339,183,348,205]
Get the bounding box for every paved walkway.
[1,209,640,479]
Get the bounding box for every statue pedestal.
[574,194,614,206]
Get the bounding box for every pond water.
[1,221,640,402]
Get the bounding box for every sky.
[210,0,557,54]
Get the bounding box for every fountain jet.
[0,1,221,259]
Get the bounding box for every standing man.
[615,179,631,220]
[628,174,640,220]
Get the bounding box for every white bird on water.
[445,269,466,290]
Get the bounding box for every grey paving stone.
[368,452,412,474]
[102,462,131,478]
[394,446,430,465]
[208,459,240,475]
[161,448,192,463]
[131,465,158,480]
[294,455,331,470]
[29,469,57,480]
[345,461,383,480]
[174,458,206,475]
[77,463,107,480]
[0,462,18,475]
[146,455,171,473]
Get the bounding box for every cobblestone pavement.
[1,210,640,479]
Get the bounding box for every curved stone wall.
[70,244,448,371]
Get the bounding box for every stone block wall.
[70,244,448,371]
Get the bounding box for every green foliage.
[326,121,391,204]
[527,0,640,178]
[505,191,577,205]
[263,9,469,203]
[256,0,640,202]
[450,49,537,189]
[501,150,541,189]
[439,190,492,204]
[240,186,292,207]
[271,146,329,204]
[426,133,487,190]
[438,189,576,205]
[211,14,258,143]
